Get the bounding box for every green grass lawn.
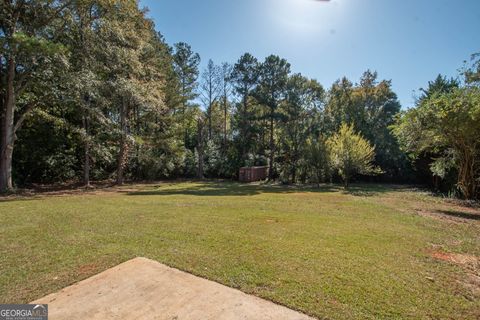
[1,181,479,319]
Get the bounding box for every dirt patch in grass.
[431,251,479,267]
[77,263,99,276]
[430,250,480,300]
[462,274,480,300]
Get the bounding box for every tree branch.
[13,102,37,134]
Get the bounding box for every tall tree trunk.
[292,142,298,184]
[223,94,227,148]
[181,82,188,146]
[82,114,91,187]
[117,97,129,185]
[268,106,274,180]
[317,169,322,187]
[458,149,477,199]
[134,104,140,177]
[0,57,16,192]
[240,94,248,164]
[261,109,267,158]
[208,104,212,141]
[291,165,296,184]
[197,118,204,179]
[343,171,349,189]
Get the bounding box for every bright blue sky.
[140,0,480,108]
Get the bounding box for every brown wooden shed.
[239,166,268,182]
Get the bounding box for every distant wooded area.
[1,1,479,199]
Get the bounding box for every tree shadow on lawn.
[0,196,43,203]
[126,181,397,197]
[343,184,411,197]
[436,209,480,221]
[0,181,404,202]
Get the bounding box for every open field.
[1,182,479,319]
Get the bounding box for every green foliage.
[418,74,459,102]
[13,114,79,184]
[305,135,330,185]
[464,52,480,85]
[255,55,291,179]
[327,123,382,187]
[278,74,324,183]
[0,0,74,190]
[393,86,480,199]
[173,42,201,105]
[230,53,261,165]
[4,0,476,200]
[324,71,404,178]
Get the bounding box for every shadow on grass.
[343,184,410,197]
[126,181,336,197]
[0,181,407,201]
[0,196,43,203]
[436,210,480,221]
[126,181,396,197]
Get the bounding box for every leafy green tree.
[173,42,200,148]
[196,114,206,179]
[2,1,204,187]
[219,62,232,148]
[324,77,358,132]
[156,35,191,173]
[324,71,403,178]
[255,55,291,180]
[172,42,200,148]
[199,59,220,140]
[95,0,165,184]
[418,74,459,102]
[128,31,183,180]
[0,0,71,191]
[406,74,460,190]
[173,42,200,108]
[327,123,381,188]
[464,52,480,85]
[66,0,109,187]
[393,87,480,199]
[230,53,260,165]
[357,71,403,177]
[280,74,324,183]
[305,135,330,186]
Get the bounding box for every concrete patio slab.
[32,257,314,320]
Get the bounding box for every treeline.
[1,1,479,199]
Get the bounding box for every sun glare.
[268,0,347,37]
